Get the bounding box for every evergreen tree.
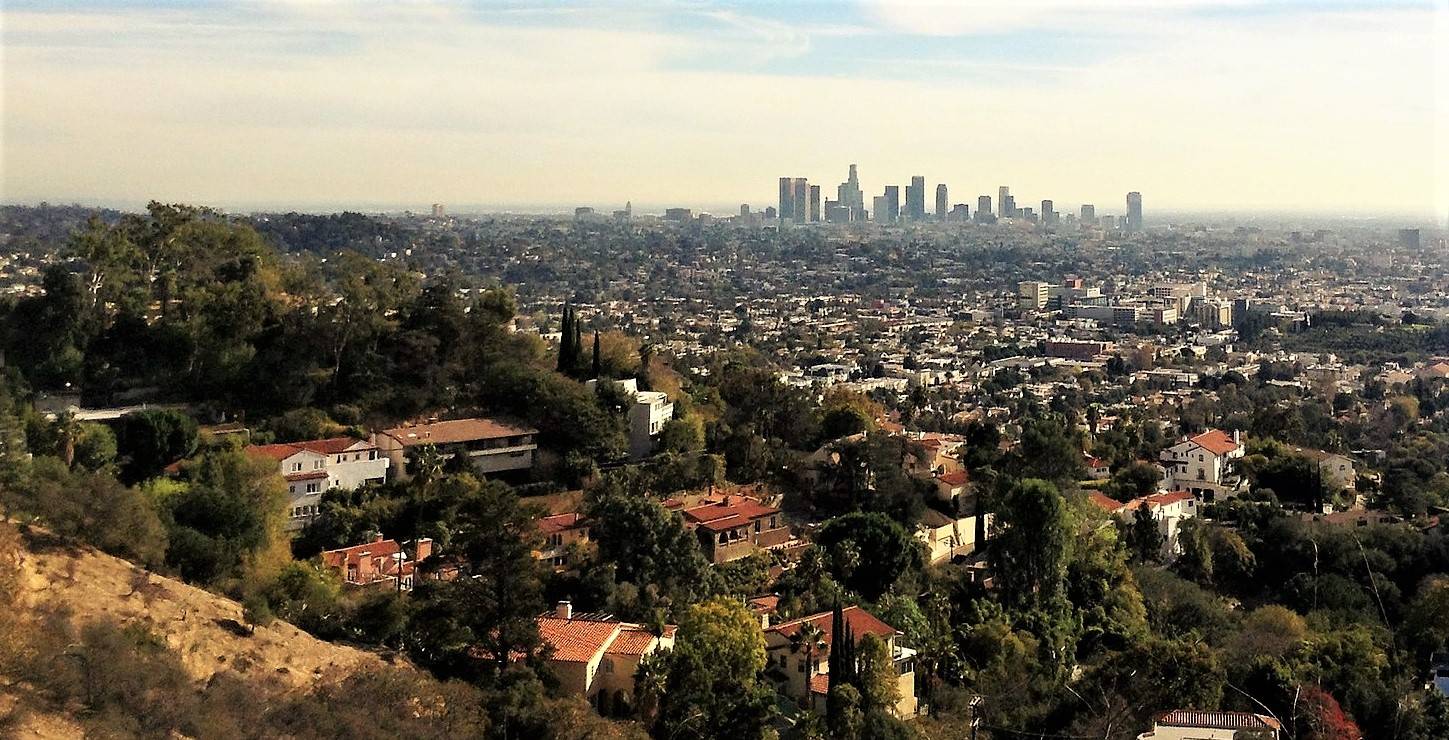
[592,329,602,379]
[556,305,573,373]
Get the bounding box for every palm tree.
[792,621,829,702]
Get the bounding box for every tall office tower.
[1080,204,1096,225]
[792,178,809,224]
[739,204,750,217]
[906,176,926,220]
[976,195,992,223]
[763,206,777,219]
[838,164,865,221]
[1126,191,1143,231]
[808,185,822,222]
[949,203,970,221]
[883,185,900,223]
[998,186,1010,218]
[431,203,446,218]
[935,184,948,220]
[778,178,794,221]
[1003,195,1017,218]
[871,195,888,223]
[1040,199,1056,226]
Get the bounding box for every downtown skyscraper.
[1126,191,1143,231]
[935,184,948,220]
[904,176,926,220]
[837,164,865,221]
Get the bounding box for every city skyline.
[2,1,1444,221]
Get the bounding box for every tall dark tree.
[591,329,601,379]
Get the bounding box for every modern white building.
[246,437,389,530]
[587,378,674,460]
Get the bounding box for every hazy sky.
[3,0,1445,218]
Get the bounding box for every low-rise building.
[536,602,676,716]
[916,509,989,565]
[1160,429,1245,499]
[376,417,538,479]
[536,512,591,570]
[667,494,790,564]
[321,534,432,591]
[1118,491,1199,556]
[1138,709,1280,740]
[763,606,918,718]
[246,436,389,530]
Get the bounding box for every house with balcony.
[535,601,676,717]
[246,436,389,530]
[536,512,591,570]
[1160,429,1245,499]
[375,417,537,479]
[763,605,918,718]
[1117,491,1199,557]
[666,493,790,564]
[320,534,432,591]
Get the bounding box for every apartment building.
[376,417,538,479]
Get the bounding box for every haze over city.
[3,0,1446,221]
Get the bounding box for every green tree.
[855,632,901,716]
[991,479,1073,609]
[815,512,922,601]
[659,597,775,740]
[114,409,198,484]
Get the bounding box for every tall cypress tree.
[592,330,602,379]
[557,304,573,373]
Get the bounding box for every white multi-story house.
[764,606,918,719]
[587,378,674,460]
[1160,429,1245,499]
[1118,491,1199,557]
[246,437,389,530]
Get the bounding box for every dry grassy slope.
[3,534,399,738]
[17,537,388,688]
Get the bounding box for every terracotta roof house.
[1138,709,1280,739]
[664,493,789,564]
[1160,429,1246,500]
[535,602,675,717]
[763,606,918,718]
[375,417,538,479]
[535,512,591,570]
[321,534,432,591]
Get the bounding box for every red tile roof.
[767,606,897,647]
[1189,429,1239,456]
[248,436,372,461]
[937,470,970,487]
[1121,491,1195,512]
[1087,491,1125,513]
[809,673,830,695]
[679,498,779,532]
[605,626,660,658]
[538,512,587,535]
[537,617,620,663]
[1156,710,1280,731]
[383,418,536,447]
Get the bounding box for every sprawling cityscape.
[2,1,1446,740]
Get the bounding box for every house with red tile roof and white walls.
[1138,709,1280,739]
[1160,429,1246,500]
[245,436,389,530]
[534,601,676,717]
[320,534,431,591]
[763,605,918,718]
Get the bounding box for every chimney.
[414,537,432,563]
[555,600,573,620]
[374,532,385,543]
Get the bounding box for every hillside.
[0,526,393,738]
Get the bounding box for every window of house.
[369,451,377,460]
[770,516,778,529]
[602,658,613,673]
[289,485,297,494]
[291,462,302,472]
[306,482,320,493]
[718,532,728,544]
[754,520,762,534]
